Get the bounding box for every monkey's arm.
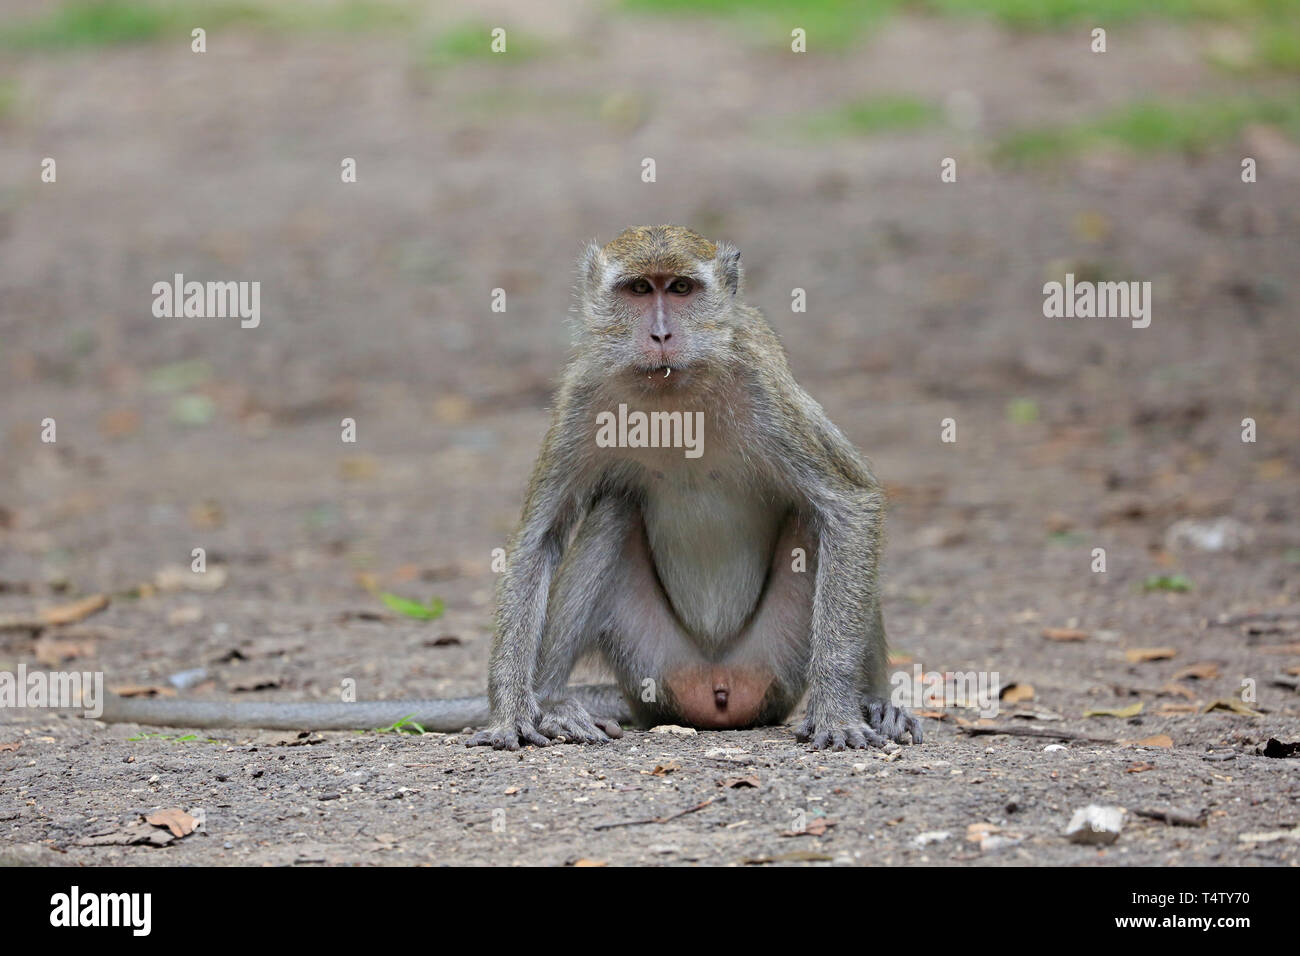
[467,403,591,750]
[87,685,631,731]
[770,384,901,749]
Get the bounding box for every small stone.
[649,725,697,737]
[1164,517,1254,554]
[1065,805,1125,845]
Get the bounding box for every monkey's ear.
[715,242,742,296]
[578,240,606,291]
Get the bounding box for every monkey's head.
[576,225,743,387]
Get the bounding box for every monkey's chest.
[641,480,781,646]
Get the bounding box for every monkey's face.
[577,227,743,389]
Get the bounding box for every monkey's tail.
[95,684,631,732]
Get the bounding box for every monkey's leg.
[533,497,641,743]
[466,497,635,749]
[795,488,917,750]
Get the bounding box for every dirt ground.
[1,2,1298,866]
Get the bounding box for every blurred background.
[0,1,1296,705]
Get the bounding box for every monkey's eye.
[668,278,694,295]
[628,278,652,295]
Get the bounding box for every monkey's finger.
[597,719,623,739]
[519,724,552,748]
[904,715,924,745]
[848,725,888,749]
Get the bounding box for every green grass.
[0,0,413,50]
[428,22,542,66]
[0,78,16,119]
[623,0,901,49]
[919,0,1299,28]
[995,96,1300,163]
[369,715,427,735]
[1249,21,1300,72]
[806,94,942,135]
[1142,574,1193,593]
[378,592,445,621]
[623,0,1300,39]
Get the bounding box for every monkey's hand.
[794,710,889,751]
[465,718,550,751]
[537,697,623,745]
[466,698,551,751]
[862,695,924,745]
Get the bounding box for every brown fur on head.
[575,225,744,386]
[601,225,717,274]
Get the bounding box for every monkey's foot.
[465,717,551,751]
[794,712,889,751]
[537,698,623,744]
[862,695,924,745]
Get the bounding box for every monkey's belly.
[663,665,774,728]
[643,483,781,644]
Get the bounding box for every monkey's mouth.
[640,363,690,384]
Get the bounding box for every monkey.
[86,226,922,752]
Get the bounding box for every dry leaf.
[1125,647,1177,663]
[783,818,837,838]
[719,776,761,789]
[0,741,20,752]
[1156,703,1198,715]
[1042,628,1089,642]
[34,636,97,666]
[916,709,948,720]
[648,762,681,776]
[229,675,282,692]
[1129,734,1173,748]
[188,500,223,529]
[154,565,227,593]
[77,820,175,847]
[145,808,198,838]
[167,605,204,626]
[745,851,834,864]
[41,594,109,626]
[1159,682,1197,699]
[1000,683,1035,704]
[1258,643,1300,654]
[1202,698,1263,716]
[339,456,378,481]
[1172,661,1220,681]
[99,408,140,438]
[1126,762,1156,773]
[1084,701,1144,718]
[110,684,175,698]
[571,858,607,867]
